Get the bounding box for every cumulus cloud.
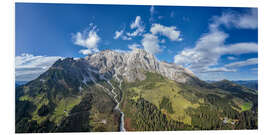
[114,16,145,40]
[210,8,258,30]
[73,23,100,55]
[174,30,227,71]
[113,43,142,53]
[225,58,258,68]
[142,33,161,54]
[150,24,182,41]
[127,16,145,37]
[114,29,124,39]
[128,43,142,50]
[236,9,258,29]
[174,9,258,73]
[122,35,132,40]
[16,53,62,82]
[174,29,257,73]
[131,16,142,29]
[113,17,182,55]
[140,24,182,55]
[79,48,99,55]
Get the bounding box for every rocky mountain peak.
[80,49,198,83]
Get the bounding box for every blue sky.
[15,3,258,81]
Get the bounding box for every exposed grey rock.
[83,49,198,83]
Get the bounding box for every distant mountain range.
[207,80,258,91]
[232,80,258,91]
[15,81,28,87]
[15,49,258,133]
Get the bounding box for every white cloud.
[225,58,258,68]
[131,16,142,29]
[113,19,182,55]
[16,53,62,82]
[174,30,227,71]
[150,24,182,41]
[79,48,99,55]
[113,44,142,53]
[79,49,92,55]
[174,29,257,73]
[128,43,142,50]
[202,67,236,73]
[150,6,154,22]
[73,30,99,49]
[113,49,129,53]
[127,16,145,37]
[210,8,258,30]
[139,24,182,54]
[221,42,258,54]
[122,35,132,40]
[114,29,124,39]
[73,23,100,55]
[114,16,145,40]
[236,9,258,29]
[174,9,257,74]
[150,6,154,15]
[126,28,144,37]
[142,33,161,54]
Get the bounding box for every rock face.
[80,49,198,83]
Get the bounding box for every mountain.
[15,81,28,87]
[232,80,258,91]
[207,80,258,91]
[83,49,198,84]
[15,49,258,133]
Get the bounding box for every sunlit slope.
[15,58,119,133]
[121,72,258,130]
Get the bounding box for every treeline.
[55,93,93,132]
[16,93,94,133]
[186,93,258,130]
[126,98,192,131]
[159,97,174,114]
[124,90,257,131]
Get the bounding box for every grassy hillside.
[121,72,258,130]
[125,72,198,125]
[15,59,120,133]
